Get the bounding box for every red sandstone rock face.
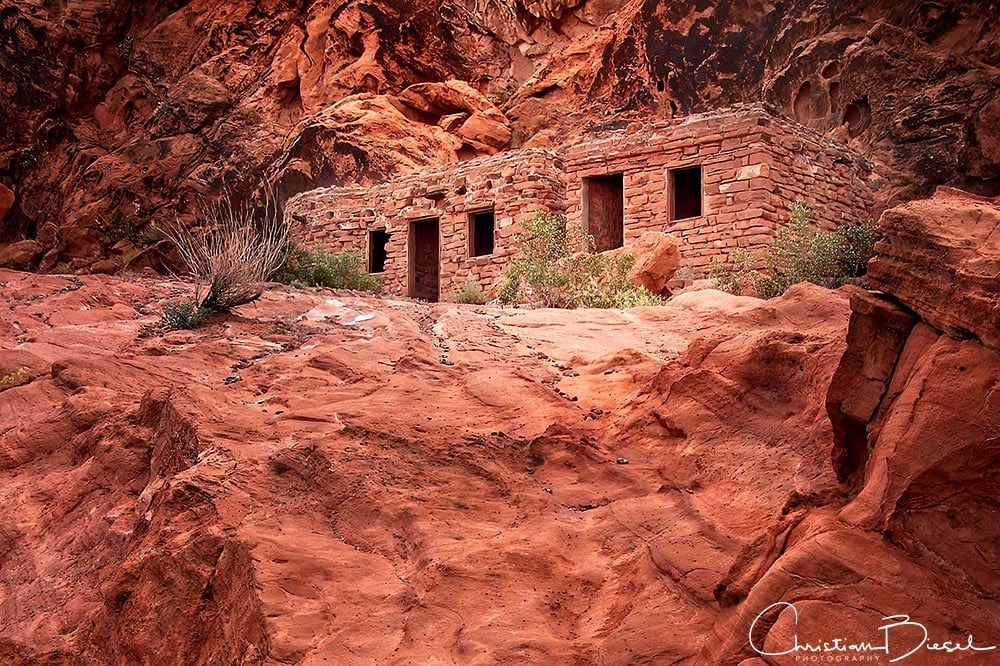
[793,190,1000,666]
[0,184,12,222]
[0,271,831,661]
[1,1,998,267]
[1,269,997,663]
[830,188,1000,585]
[867,187,1000,351]
[825,288,916,487]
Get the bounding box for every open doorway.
[583,174,624,252]
[408,218,439,301]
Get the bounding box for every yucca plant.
[159,187,288,311]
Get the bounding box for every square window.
[469,209,495,257]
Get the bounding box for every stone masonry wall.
[286,149,564,298]
[562,106,874,272]
[286,106,874,299]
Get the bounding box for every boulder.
[89,258,121,274]
[171,70,231,128]
[867,187,1000,351]
[456,113,512,149]
[398,80,503,119]
[604,231,681,295]
[0,240,44,269]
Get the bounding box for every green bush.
[710,201,878,299]
[273,242,380,292]
[448,281,488,305]
[99,208,149,245]
[160,300,210,330]
[499,211,661,309]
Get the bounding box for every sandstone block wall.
[286,105,874,299]
[286,150,565,298]
[562,107,874,271]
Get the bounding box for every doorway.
[583,174,624,252]
[408,218,440,301]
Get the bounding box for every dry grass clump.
[159,188,287,312]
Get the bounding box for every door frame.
[407,216,441,301]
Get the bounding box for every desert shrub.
[0,367,30,392]
[160,300,210,330]
[159,188,288,312]
[499,211,661,308]
[710,201,878,299]
[272,242,380,292]
[673,264,697,281]
[118,36,134,64]
[837,217,879,277]
[153,99,173,118]
[15,147,37,170]
[448,281,487,305]
[100,208,150,245]
[710,247,760,296]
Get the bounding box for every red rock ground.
[2,267,996,664]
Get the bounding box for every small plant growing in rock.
[159,187,288,312]
[99,208,149,245]
[710,201,878,298]
[499,211,661,308]
[153,99,173,119]
[673,264,697,281]
[14,147,37,170]
[0,367,30,392]
[448,281,487,305]
[118,36,135,65]
[159,300,210,330]
[272,242,380,292]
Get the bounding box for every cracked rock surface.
[2,262,996,663]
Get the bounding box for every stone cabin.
[285,105,873,301]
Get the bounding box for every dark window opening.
[583,174,624,252]
[469,209,495,257]
[671,166,702,220]
[368,229,390,273]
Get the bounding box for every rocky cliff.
[2,0,998,269]
[1,188,998,663]
[1,2,998,663]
